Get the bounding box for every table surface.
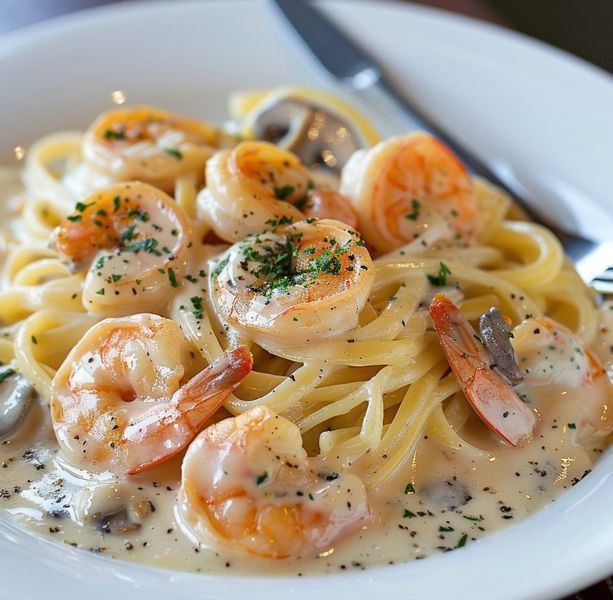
[0,1,611,599]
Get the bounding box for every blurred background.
[0,0,611,72]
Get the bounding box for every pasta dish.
[0,86,610,575]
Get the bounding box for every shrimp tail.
[177,346,253,427]
[125,346,252,475]
[429,294,535,446]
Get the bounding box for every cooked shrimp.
[210,218,374,349]
[82,106,232,193]
[198,141,359,242]
[429,294,536,446]
[52,182,191,314]
[178,406,370,559]
[512,316,611,439]
[340,132,477,254]
[51,314,252,475]
[301,189,358,229]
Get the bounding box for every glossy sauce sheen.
[0,380,608,575]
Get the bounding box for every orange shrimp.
[512,316,612,440]
[52,182,191,314]
[83,106,232,192]
[341,132,477,254]
[300,189,359,229]
[198,141,360,242]
[51,314,252,475]
[178,406,370,558]
[429,294,536,446]
[210,218,374,349]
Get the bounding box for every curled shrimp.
[82,106,232,193]
[51,314,252,475]
[512,316,612,440]
[429,294,536,446]
[52,182,191,314]
[178,406,370,559]
[301,189,358,229]
[210,218,374,349]
[340,132,477,254]
[198,141,359,242]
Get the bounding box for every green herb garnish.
[405,198,421,221]
[427,261,452,286]
[163,148,183,160]
[104,129,126,140]
[0,368,16,383]
[273,185,295,200]
[190,296,203,320]
[167,267,178,288]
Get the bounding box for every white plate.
[0,1,611,599]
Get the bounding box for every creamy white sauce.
[0,382,607,576]
[0,171,610,576]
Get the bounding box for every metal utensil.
[266,0,612,294]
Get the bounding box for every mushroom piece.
[251,98,362,172]
[421,479,472,510]
[478,307,523,386]
[0,371,35,439]
[73,482,155,534]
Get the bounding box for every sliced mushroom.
[252,98,362,172]
[0,371,35,439]
[478,307,523,386]
[421,479,472,510]
[73,481,155,534]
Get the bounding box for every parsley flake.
[427,261,452,286]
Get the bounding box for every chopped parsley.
[255,472,268,486]
[163,147,183,160]
[113,196,121,212]
[273,185,295,200]
[103,129,126,140]
[0,368,16,383]
[190,296,203,320]
[427,261,452,286]
[66,215,82,222]
[462,515,482,522]
[75,201,94,213]
[403,509,416,518]
[167,267,178,288]
[293,194,309,210]
[120,225,137,242]
[455,534,468,548]
[212,256,229,278]
[95,288,105,295]
[404,482,415,494]
[439,526,454,532]
[111,274,122,283]
[125,238,162,256]
[567,423,576,429]
[405,198,421,220]
[264,215,294,231]
[128,209,150,222]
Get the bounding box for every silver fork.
[268,0,613,295]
